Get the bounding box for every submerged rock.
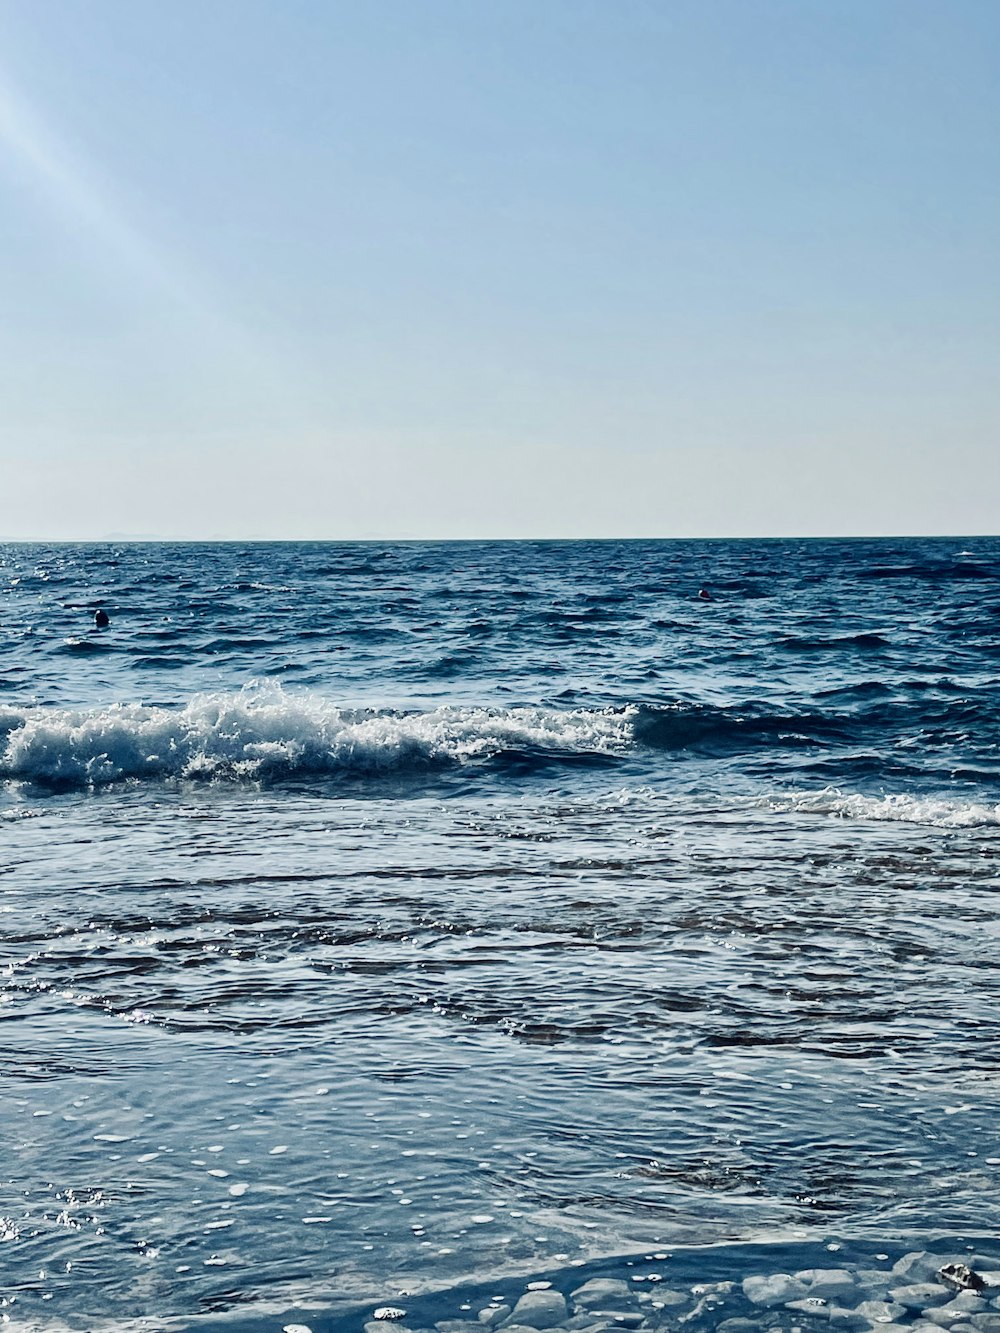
[826,1309,870,1332]
[857,1297,907,1323]
[742,1273,808,1307]
[570,1281,634,1312]
[891,1282,953,1309]
[681,1289,733,1325]
[892,1252,943,1283]
[505,1290,568,1329]
[943,1291,987,1313]
[786,1298,832,1316]
[649,1290,688,1309]
[794,1268,858,1303]
[478,1307,510,1327]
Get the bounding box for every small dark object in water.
[697,588,713,601]
[94,609,110,628]
[938,1262,985,1293]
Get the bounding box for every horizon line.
[1,532,997,545]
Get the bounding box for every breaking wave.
[0,686,635,787]
[758,788,1000,827]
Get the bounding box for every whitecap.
[758,788,1000,828]
[0,683,635,786]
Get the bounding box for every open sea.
[2,537,999,1332]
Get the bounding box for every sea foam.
[759,788,1000,827]
[0,685,634,786]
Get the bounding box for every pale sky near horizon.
[1,0,998,540]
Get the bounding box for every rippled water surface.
[1,539,999,1329]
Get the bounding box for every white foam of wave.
[760,788,1000,828]
[0,686,635,785]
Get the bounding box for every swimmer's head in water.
[94,609,110,627]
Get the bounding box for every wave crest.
[759,788,1000,828]
[0,687,635,786]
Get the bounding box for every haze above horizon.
[1,0,997,540]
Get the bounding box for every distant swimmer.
[94,609,110,628]
[697,588,713,602]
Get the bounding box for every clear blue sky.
[1,0,997,539]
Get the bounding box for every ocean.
[2,537,999,1332]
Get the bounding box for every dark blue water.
[2,539,999,1329]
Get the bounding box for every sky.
[0,0,998,540]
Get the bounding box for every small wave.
[632,702,850,752]
[57,638,114,655]
[859,561,998,581]
[0,685,634,787]
[759,788,1000,827]
[778,633,891,651]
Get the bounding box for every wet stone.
[786,1298,831,1315]
[856,1268,896,1287]
[653,1291,689,1308]
[479,1309,511,1327]
[794,1268,858,1303]
[857,1298,908,1322]
[941,1266,988,1295]
[692,1280,735,1297]
[941,1295,991,1317]
[570,1281,635,1312]
[743,1274,809,1307]
[505,1291,568,1329]
[891,1283,953,1309]
[968,1317,1000,1332]
[926,1302,988,1328]
[924,1312,959,1329]
[893,1253,943,1284]
[827,1309,870,1331]
[684,1293,732,1325]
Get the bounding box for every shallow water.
[1,539,999,1328]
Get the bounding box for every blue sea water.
[1,537,999,1330]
